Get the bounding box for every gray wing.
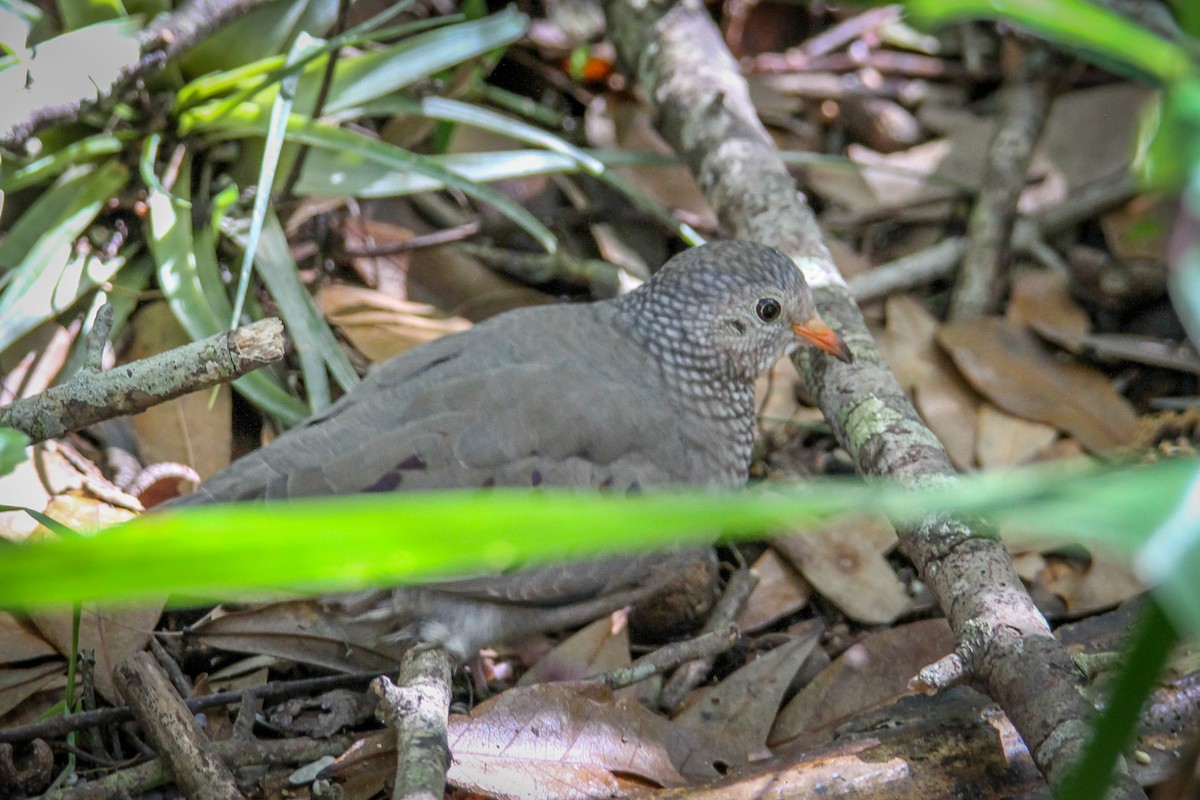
[168,303,704,506]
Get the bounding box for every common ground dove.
[172,240,851,658]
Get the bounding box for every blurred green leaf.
[1057,602,1178,800]
[229,32,313,326]
[1134,470,1200,639]
[1168,0,1200,37]
[223,210,360,409]
[192,110,557,251]
[178,0,338,76]
[0,159,129,355]
[905,0,1192,84]
[0,428,30,476]
[1,134,128,193]
[0,459,1195,619]
[1136,81,1200,192]
[324,7,527,115]
[57,0,126,31]
[139,137,308,424]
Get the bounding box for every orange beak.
[792,315,853,363]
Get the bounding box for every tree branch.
[0,315,286,443]
[600,1,1143,795]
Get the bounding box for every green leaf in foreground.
[1055,601,1178,800]
[904,0,1193,84]
[0,459,1197,621]
[0,428,30,476]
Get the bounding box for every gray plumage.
[175,240,850,659]
[170,240,838,505]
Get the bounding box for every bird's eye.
[756,298,782,322]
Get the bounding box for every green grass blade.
[139,136,308,424]
[223,210,360,406]
[325,7,528,115]
[0,460,1197,615]
[0,160,129,355]
[1,134,128,193]
[229,33,311,327]
[905,0,1192,83]
[0,428,30,476]
[295,148,580,196]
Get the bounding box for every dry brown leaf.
[877,295,979,469]
[0,450,51,541]
[824,232,872,281]
[1007,269,1091,341]
[770,618,956,744]
[0,613,58,664]
[518,612,630,686]
[737,550,812,633]
[1100,194,1170,263]
[671,633,820,781]
[1010,551,1047,583]
[772,517,908,625]
[914,368,980,471]
[877,295,939,389]
[316,284,471,363]
[975,404,1059,469]
[186,598,408,674]
[1036,557,1144,616]
[938,317,1137,452]
[340,217,412,299]
[407,245,549,321]
[0,441,109,542]
[755,357,802,440]
[0,663,64,719]
[447,682,685,800]
[584,93,716,231]
[843,83,1148,216]
[25,497,163,705]
[126,302,232,480]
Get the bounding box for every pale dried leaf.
[975,404,1059,469]
[737,549,812,633]
[770,618,955,744]
[447,682,685,800]
[0,612,57,664]
[0,662,64,718]
[1037,557,1144,616]
[914,369,979,471]
[878,295,939,389]
[1007,269,1091,340]
[127,302,232,480]
[773,517,908,625]
[340,217,413,299]
[317,284,471,362]
[518,612,630,686]
[671,633,819,780]
[877,295,978,468]
[584,94,716,229]
[186,598,408,673]
[938,318,1137,452]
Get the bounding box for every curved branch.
[600,1,1143,796]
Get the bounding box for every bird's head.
[634,241,852,382]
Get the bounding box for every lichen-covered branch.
[1,316,286,444]
[601,1,1143,795]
